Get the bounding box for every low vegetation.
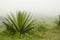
[0,11,60,40]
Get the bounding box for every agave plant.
[3,11,35,35]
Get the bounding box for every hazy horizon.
[0,0,60,19]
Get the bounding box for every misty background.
[0,0,60,20]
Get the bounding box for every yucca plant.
[3,11,35,35]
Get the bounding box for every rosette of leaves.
[3,11,35,35]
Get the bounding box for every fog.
[0,0,60,19]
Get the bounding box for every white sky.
[0,0,60,18]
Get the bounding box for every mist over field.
[0,0,60,40]
[0,0,59,19]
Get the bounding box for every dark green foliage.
[55,15,60,28]
[3,11,35,35]
[57,15,60,27]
